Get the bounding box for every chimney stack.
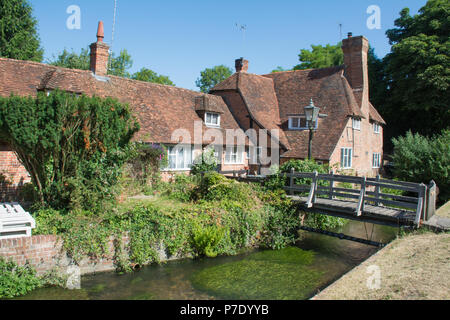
[235,58,249,73]
[90,21,109,76]
[342,33,369,91]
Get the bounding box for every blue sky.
[29,0,427,90]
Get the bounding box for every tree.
[107,49,133,78]
[196,65,233,93]
[392,130,449,202]
[293,43,343,70]
[0,0,43,62]
[48,48,90,70]
[132,68,175,86]
[383,0,450,139]
[271,66,290,73]
[0,90,139,210]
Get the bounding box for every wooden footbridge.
[282,170,441,229]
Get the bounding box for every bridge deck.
[288,196,418,227]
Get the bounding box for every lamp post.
[304,99,320,160]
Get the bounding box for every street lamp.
[304,99,320,160]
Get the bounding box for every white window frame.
[341,148,353,169]
[204,112,221,127]
[288,116,318,130]
[373,153,381,169]
[373,123,380,134]
[165,145,193,171]
[224,146,244,165]
[352,118,361,131]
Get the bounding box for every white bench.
[0,203,36,239]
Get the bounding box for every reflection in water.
[17,221,398,300]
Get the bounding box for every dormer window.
[288,116,317,130]
[205,112,220,127]
[373,123,380,134]
[352,118,361,130]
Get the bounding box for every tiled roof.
[368,102,386,125]
[263,66,359,160]
[0,57,247,146]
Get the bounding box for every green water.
[17,221,398,300]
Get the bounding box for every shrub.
[0,90,139,211]
[191,148,219,175]
[392,130,450,202]
[259,205,302,250]
[0,257,42,299]
[190,223,226,258]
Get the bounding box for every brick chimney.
[342,33,369,92]
[235,58,249,73]
[90,21,109,76]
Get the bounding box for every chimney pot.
[96,21,105,42]
[348,32,353,38]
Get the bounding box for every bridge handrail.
[284,171,430,225]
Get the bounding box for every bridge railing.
[283,170,431,225]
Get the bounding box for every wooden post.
[306,171,318,208]
[414,184,427,226]
[425,180,437,221]
[375,174,381,206]
[329,172,334,200]
[289,168,295,196]
[356,176,366,217]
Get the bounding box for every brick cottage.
[0,23,385,198]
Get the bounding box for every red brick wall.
[0,146,31,201]
[0,235,128,276]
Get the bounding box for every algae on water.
[191,247,324,300]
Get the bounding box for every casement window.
[373,153,381,169]
[373,123,381,134]
[205,112,220,127]
[225,146,244,164]
[352,118,361,130]
[341,148,353,169]
[166,145,193,170]
[288,116,317,130]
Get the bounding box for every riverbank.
[313,230,450,300]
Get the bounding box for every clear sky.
[29,0,427,90]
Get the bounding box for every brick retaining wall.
[0,234,186,276]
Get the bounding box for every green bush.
[392,130,450,202]
[191,148,219,175]
[265,159,329,190]
[0,257,42,299]
[190,223,226,258]
[0,90,139,211]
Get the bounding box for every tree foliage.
[196,65,233,93]
[392,130,449,202]
[382,0,450,140]
[0,0,43,62]
[48,48,90,70]
[293,43,343,70]
[0,90,139,210]
[131,68,175,86]
[48,48,175,86]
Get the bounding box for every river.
[17,220,398,300]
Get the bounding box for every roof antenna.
[235,23,247,56]
[338,23,343,40]
[108,0,118,70]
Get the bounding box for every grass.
[313,231,450,300]
[436,201,450,219]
